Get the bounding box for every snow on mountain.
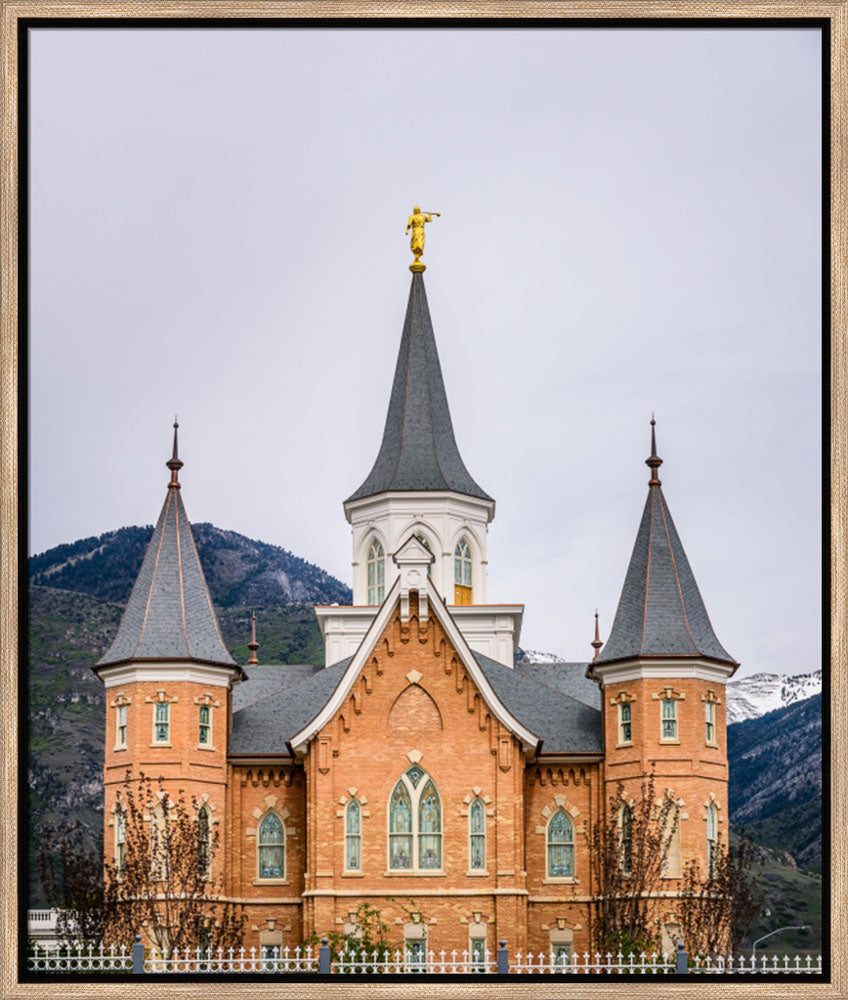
[515,648,567,665]
[725,670,822,724]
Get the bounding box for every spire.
[591,609,603,660]
[247,611,260,665]
[595,426,736,667]
[346,272,492,505]
[646,413,662,486]
[167,416,183,489]
[96,425,237,670]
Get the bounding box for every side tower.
[316,260,523,667]
[93,424,242,899]
[589,421,737,943]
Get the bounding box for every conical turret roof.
[96,426,237,669]
[596,423,736,667]
[346,272,492,504]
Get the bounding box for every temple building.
[94,249,737,961]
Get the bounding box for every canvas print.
[24,23,824,978]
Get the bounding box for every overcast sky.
[28,26,822,678]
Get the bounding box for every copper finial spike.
[166,417,184,489]
[645,414,663,486]
[591,609,603,660]
[247,611,260,665]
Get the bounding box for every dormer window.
[367,540,385,605]
[454,538,472,605]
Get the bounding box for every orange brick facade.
[102,595,729,958]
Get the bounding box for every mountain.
[727,694,822,872]
[27,525,351,907]
[725,670,822,724]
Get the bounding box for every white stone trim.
[592,659,735,686]
[99,663,239,689]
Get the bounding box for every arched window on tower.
[367,540,385,605]
[619,804,633,875]
[345,800,361,872]
[469,797,486,871]
[546,809,574,878]
[257,812,285,880]
[454,538,472,604]
[388,767,442,872]
[115,807,125,877]
[706,803,718,876]
[197,806,211,878]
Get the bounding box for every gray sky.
[29,27,822,677]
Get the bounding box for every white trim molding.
[99,662,240,689]
[591,658,735,687]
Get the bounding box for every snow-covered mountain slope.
[725,670,822,724]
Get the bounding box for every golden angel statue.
[406,206,440,271]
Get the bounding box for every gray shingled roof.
[476,653,602,753]
[228,653,602,756]
[596,483,736,666]
[515,661,601,710]
[346,273,493,504]
[97,486,236,668]
[230,658,352,755]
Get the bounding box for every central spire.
[346,272,492,504]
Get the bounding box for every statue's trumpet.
[423,211,441,217]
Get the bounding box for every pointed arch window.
[619,804,633,875]
[454,538,472,605]
[197,806,211,878]
[469,797,486,871]
[367,540,385,605]
[345,800,361,872]
[706,803,718,876]
[415,534,433,578]
[546,809,574,878]
[257,812,285,880]
[388,768,442,872]
[115,808,125,876]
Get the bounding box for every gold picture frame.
[1,3,844,998]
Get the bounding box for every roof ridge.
[657,487,699,653]
[174,486,191,658]
[132,489,171,660]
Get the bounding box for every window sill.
[661,874,682,880]
[466,870,489,877]
[342,871,365,878]
[383,871,445,877]
[113,745,127,752]
[659,739,680,745]
[253,878,289,886]
[705,742,719,749]
[615,742,633,750]
[196,745,216,751]
[542,877,579,885]
[149,742,172,748]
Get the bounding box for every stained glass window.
[661,699,678,740]
[346,800,361,871]
[389,782,412,869]
[367,541,385,605]
[406,766,424,788]
[620,804,633,874]
[258,812,284,879]
[418,781,442,869]
[707,803,717,875]
[154,702,169,743]
[469,798,485,870]
[546,809,574,878]
[197,806,211,876]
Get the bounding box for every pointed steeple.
[247,611,260,665]
[346,272,492,504]
[96,424,237,669]
[595,420,736,667]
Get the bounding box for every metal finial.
[591,609,603,660]
[247,611,259,665]
[646,414,663,486]
[166,417,183,489]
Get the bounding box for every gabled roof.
[595,425,736,667]
[346,272,493,505]
[286,576,538,754]
[96,428,237,670]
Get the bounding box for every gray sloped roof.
[97,486,236,668]
[596,483,736,666]
[475,653,602,754]
[515,661,601,710]
[232,664,323,711]
[229,658,352,755]
[346,272,492,504]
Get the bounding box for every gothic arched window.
[257,812,285,880]
[345,800,361,872]
[388,768,442,871]
[115,808,125,876]
[454,538,472,605]
[367,540,385,605]
[197,806,211,878]
[619,804,633,875]
[546,809,574,878]
[469,797,486,870]
[706,803,718,875]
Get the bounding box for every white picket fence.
[28,942,133,973]
[691,953,823,975]
[331,947,495,974]
[513,950,674,974]
[146,944,318,973]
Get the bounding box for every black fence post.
[675,941,688,974]
[132,933,145,975]
[319,937,331,974]
[497,939,509,975]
